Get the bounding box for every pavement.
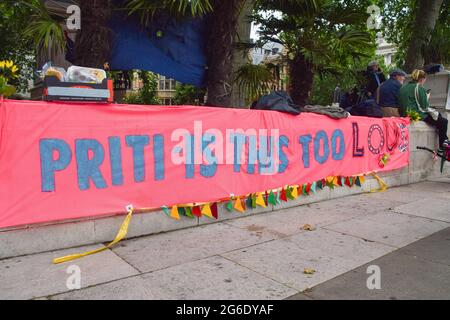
[1,177,450,300]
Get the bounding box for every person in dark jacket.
[377,69,406,117]
[364,61,386,98]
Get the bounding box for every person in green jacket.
[399,69,449,149]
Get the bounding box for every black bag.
[347,99,383,118]
[424,64,444,75]
[251,91,301,115]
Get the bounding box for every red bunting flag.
[192,205,202,217]
[211,202,218,219]
[280,188,288,202]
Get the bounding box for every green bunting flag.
[276,190,282,204]
[161,206,170,217]
[184,206,195,218]
[317,180,323,190]
[268,190,277,206]
[226,201,233,212]
[310,181,317,193]
[177,206,186,217]
[246,195,253,209]
[251,194,257,208]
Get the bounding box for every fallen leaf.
[304,268,316,275]
[302,224,316,231]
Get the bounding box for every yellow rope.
[53,205,134,264]
[370,173,388,192]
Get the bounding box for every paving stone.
[222,229,394,292]
[297,251,450,300]
[0,246,139,300]
[397,227,450,266]
[393,198,450,222]
[224,195,403,237]
[112,222,277,273]
[324,211,449,247]
[52,256,297,300]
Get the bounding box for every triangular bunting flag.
[317,180,323,190]
[251,194,257,208]
[332,176,339,186]
[349,177,354,187]
[302,184,307,196]
[201,204,214,219]
[170,205,180,220]
[177,206,186,217]
[268,190,277,206]
[355,176,362,187]
[337,176,343,187]
[359,175,365,184]
[291,186,299,199]
[161,206,170,217]
[226,201,233,212]
[211,202,218,219]
[192,205,202,217]
[276,190,282,204]
[286,187,294,200]
[234,197,245,213]
[184,206,195,218]
[310,181,317,194]
[345,177,351,187]
[255,192,266,208]
[246,196,253,209]
[305,183,312,194]
[280,188,288,202]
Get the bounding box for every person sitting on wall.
[364,61,386,98]
[377,69,407,117]
[399,69,450,150]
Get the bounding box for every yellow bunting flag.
[170,205,180,220]
[371,173,388,192]
[234,197,245,213]
[255,192,266,208]
[53,205,134,264]
[359,175,365,184]
[291,186,298,199]
[332,176,339,186]
[201,203,213,219]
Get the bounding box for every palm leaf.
[234,63,275,104]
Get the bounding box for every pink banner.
[0,100,409,228]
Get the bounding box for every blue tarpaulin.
[109,14,207,87]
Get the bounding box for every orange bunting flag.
[255,192,266,208]
[201,204,214,219]
[170,205,180,220]
[234,197,245,213]
[332,176,339,186]
[359,175,365,184]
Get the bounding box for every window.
[163,98,172,105]
[158,75,176,91]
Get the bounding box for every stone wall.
[0,121,448,259]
